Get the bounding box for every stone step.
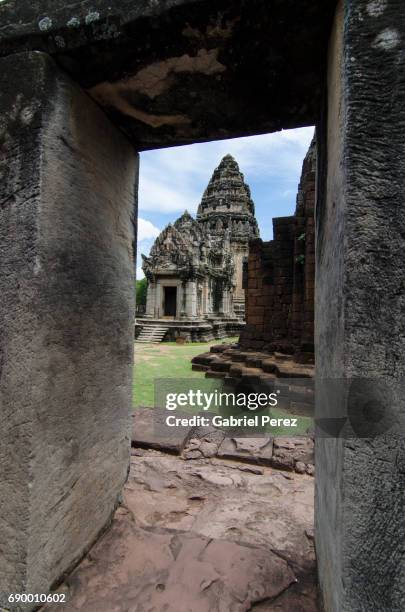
[274,352,294,362]
[192,352,217,366]
[210,344,233,353]
[229,364,244,376]
[191,364,210,372]
[206,370,228,379]
[222,376,241,387]
[261,359,278,374]
[192,348,315,393]
[276,365,313,379]
[229,352,250,363]
[137,334,166,339]
[240,367,264,381]
[136,325,169,343]
[245,353,270,368]
[210,360,232,372]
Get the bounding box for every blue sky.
[136,126,315,278]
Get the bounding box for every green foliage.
[136,277,148,306]
[295,254,305,265]
[298,232,306,242]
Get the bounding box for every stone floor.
[132,407,315,475]
[44,444,317,611]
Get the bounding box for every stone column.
[202,280,209,317]
[185,281,198,318]
[180,281,187,318]
[315,2,405,611]
[232,245,247,301]
[207,280,214,315]
[222,288,231,316]
[145,280,156,317]
[155,280,163,318]
[0,52,137,601]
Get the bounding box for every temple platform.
[135,317,244,343]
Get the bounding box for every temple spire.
[197,154,256,218]
[196,154,259,239]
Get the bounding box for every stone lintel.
[0,1,337,149]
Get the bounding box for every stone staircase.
[136,324,169,343]
[192,344,314,378]
[233,297,245,320]
[192,344,314,414]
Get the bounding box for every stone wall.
[0,52,137,601]
[240,139,316,362]
[316,2,405,610]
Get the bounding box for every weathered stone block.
[0,52,137,601]
[217,437,273,465]
[132,408,193,454]
[316,2,405,610]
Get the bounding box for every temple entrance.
[2,2,403,609]
[212,279,223,315]
[163,286,177,317]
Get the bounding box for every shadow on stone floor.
[43,446,317,612]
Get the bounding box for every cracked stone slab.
[44,507,295,612]
[124,452,315,570]
[182,418,226,459]
[217,436,273,465]
[44,451,317,610]
[132,407,193,453]
[273,437,314,466]
[270,438,314,473]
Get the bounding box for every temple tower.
[197,154,259,316]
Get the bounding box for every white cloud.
[139,169,200,214]
[137,217,160,241]
[281,189,295,198]
[136,266,145,280]
[138,126,314,215]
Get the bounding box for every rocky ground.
[132,407,315,475]
[43,409,317,611]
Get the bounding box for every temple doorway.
[163,286,177,317]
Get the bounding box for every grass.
[133,338,238,407]
[133,338,313,436]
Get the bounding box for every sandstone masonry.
[240,138,316,363]
[137,155,259,341]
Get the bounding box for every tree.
[136,277,148,306]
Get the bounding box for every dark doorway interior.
[163,286,177,317]
[212,280,223,314]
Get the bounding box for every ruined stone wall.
[240,139,316,361]
[242,239,274,344]
[291,141,316,358]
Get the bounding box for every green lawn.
[133,338,238,406]
[133,339,313,436]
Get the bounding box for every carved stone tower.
[139,154,259,340]
[197,154,259,316]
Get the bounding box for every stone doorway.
[1,1,404,610]
[163,286,177,317]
